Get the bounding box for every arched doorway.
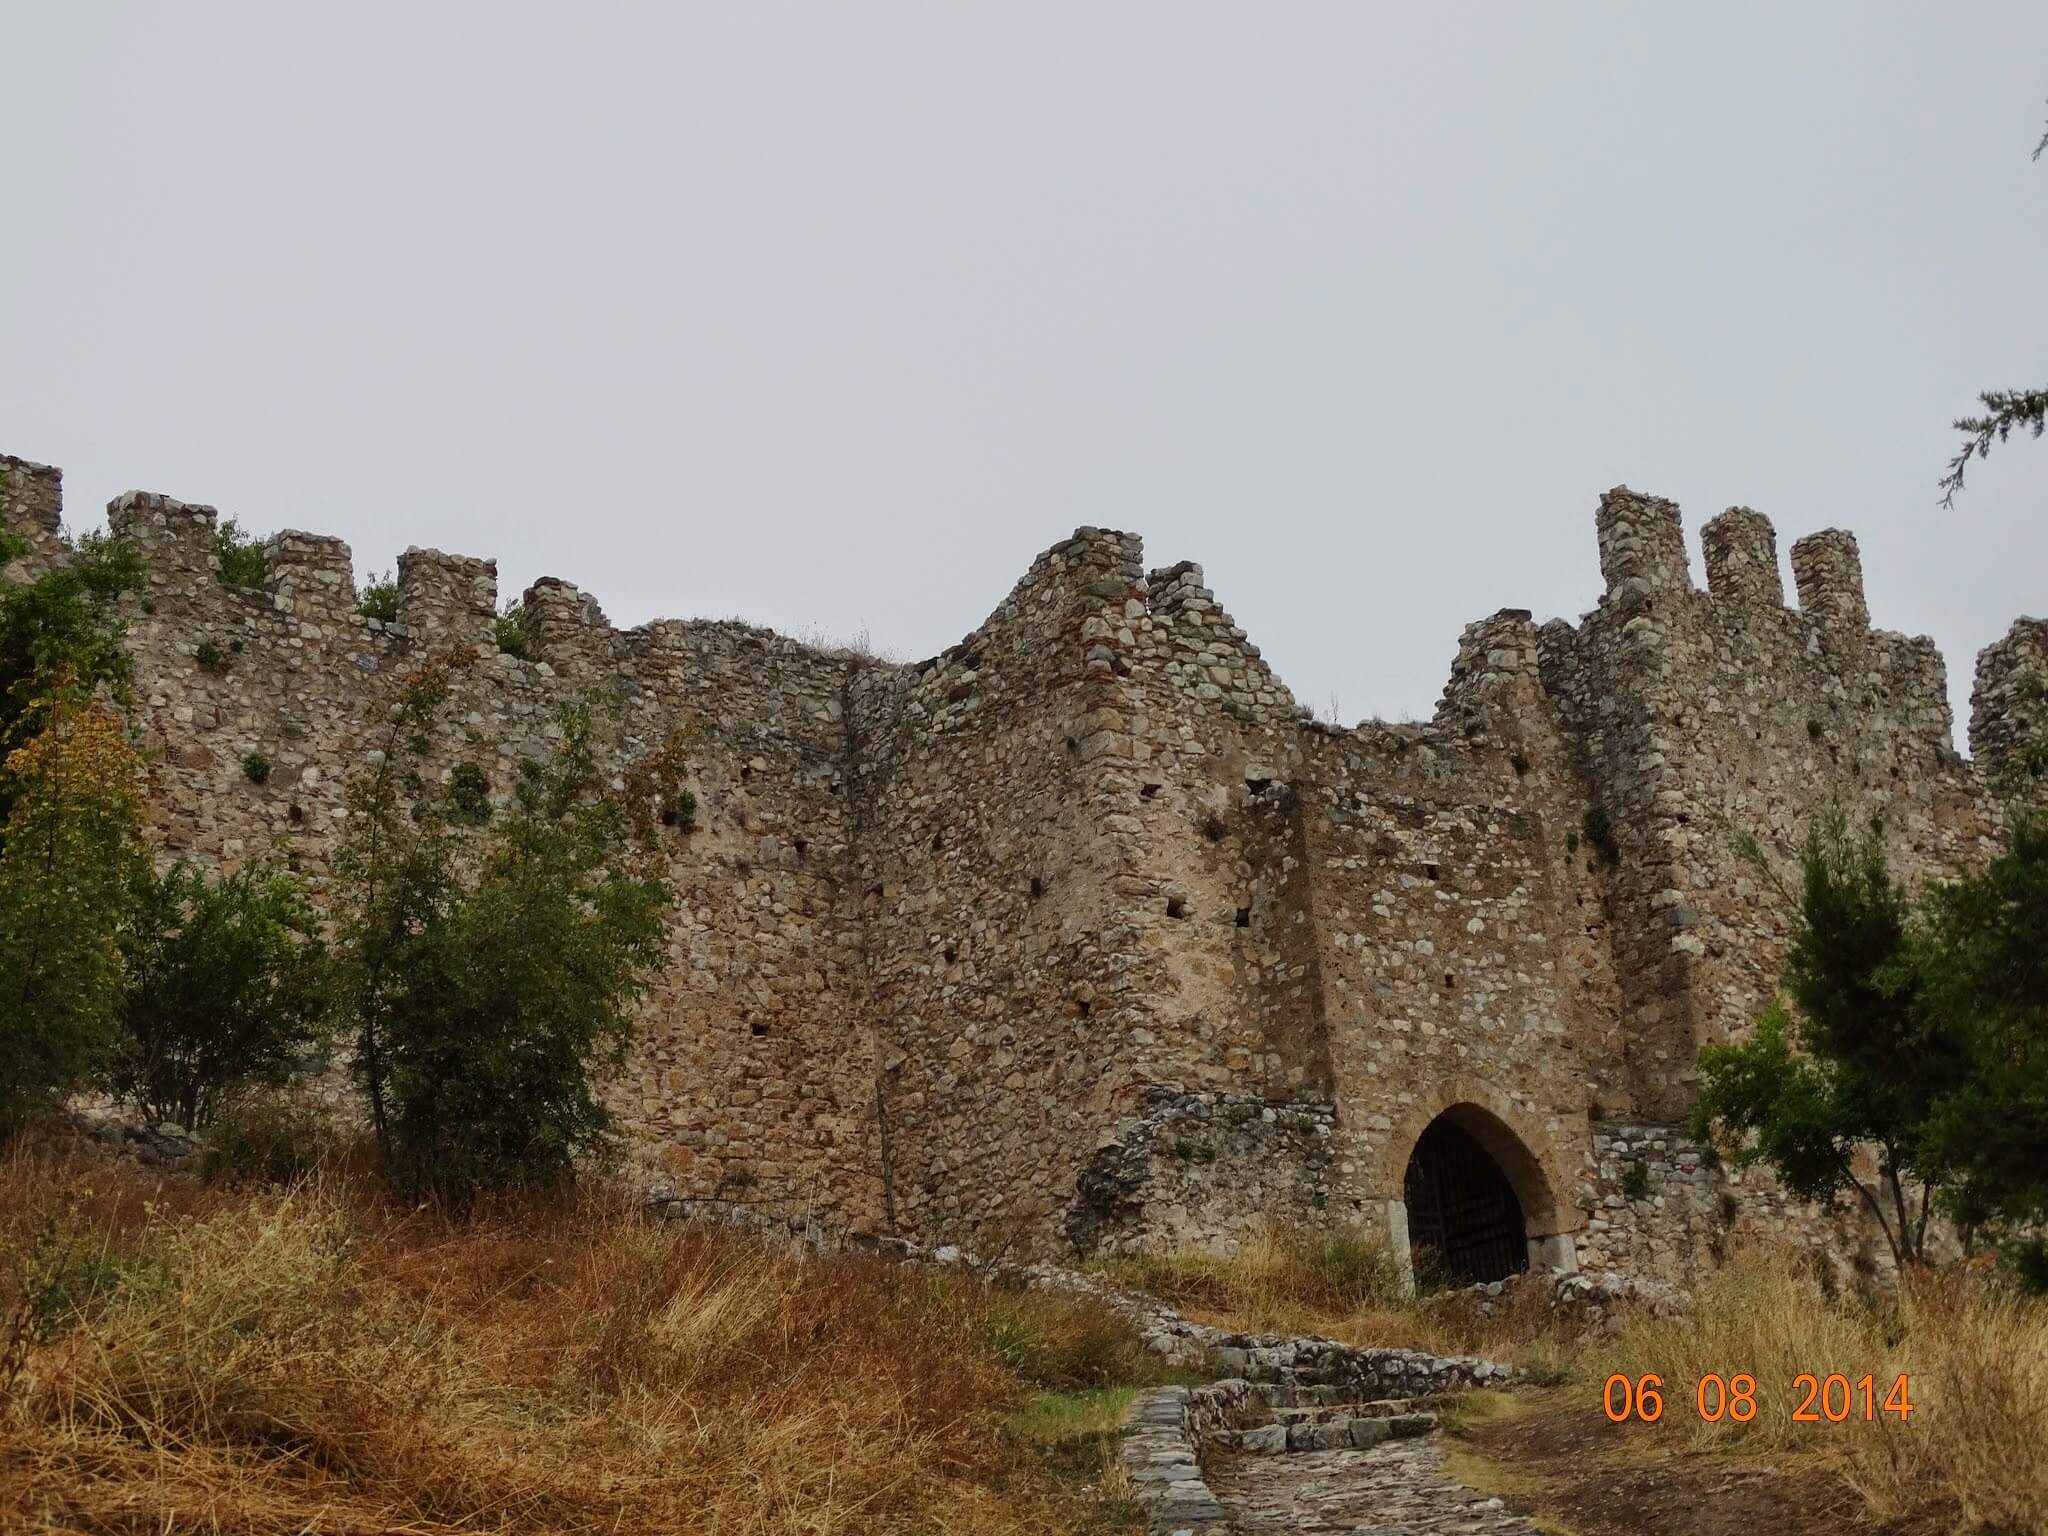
[1401,1109,1531,1285]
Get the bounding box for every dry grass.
[1095,1223,1569,1366]
[1597,1247,2048,1534]
[0,1141,1160,1535]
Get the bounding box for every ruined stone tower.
[5,450,2041,1283]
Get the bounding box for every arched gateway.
[1383,1099,1578,1287]
[1404,1115,1528,1283]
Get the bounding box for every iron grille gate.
[1402,1118,1529,1285]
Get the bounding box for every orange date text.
[1601,1373,1914,1423]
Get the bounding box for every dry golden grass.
[1095,1223,1568,1365]
[0,1142,1158,1535]
[1597,1247,2048,1534]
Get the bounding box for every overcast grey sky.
[4,4,2043,738]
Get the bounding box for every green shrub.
[241,752,271,784]
[212,518,267,589]
[1621,1160,1652,1200]
[660,787,697,833]
[495,599,528,659]
[111,859,329,1130]
[22,1236,170,1342]
[446,761,492,825]
[199,1092,344,1186]
[356,570,399,623]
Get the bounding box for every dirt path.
[1442,1389,1947,1536]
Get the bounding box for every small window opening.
[750,1020,769,1038]
[1029,876,1045,901]
[1235,907,1251,928]
[1444,972,1456,990]
[1141,782,1162,800]
[1424,862,1441,881]
[1166,896,1188,919]
[1245,776,1272,795]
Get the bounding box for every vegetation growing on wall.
[355,569,399,622]
[210,517,267,589]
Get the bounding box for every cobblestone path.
[1206,1435,1539,1534]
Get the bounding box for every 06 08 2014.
[1601,1372,1915,1424]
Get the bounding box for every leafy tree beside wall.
[0,695,147,1127]
[331,654,695,1204]
[0,517,150,1126]
[1695,812,2048,1274]
[110,859,330,1131]
[0,528,145,830]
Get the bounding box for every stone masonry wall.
[2,449,2038,1278]
[1575,1120,1873,1285]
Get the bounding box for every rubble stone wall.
[4,448,2040,1278]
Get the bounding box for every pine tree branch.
[1940,386,2048,508]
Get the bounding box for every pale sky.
[4,4,2043,741]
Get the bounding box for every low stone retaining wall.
[1118,1332,1519,1533]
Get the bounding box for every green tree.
[110,859,330,1130]
[332,655,692,1204]
[0,530,146,830]
[1914,816,2048,1244]
[1692,816,1967,1267]
[0,697,147,1126]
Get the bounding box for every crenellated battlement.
[1789,528,1870,634]
[1595,486,1690,606]
[1,446,2033,1270]
[1700,507,1782,607]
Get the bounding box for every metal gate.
[1402,1117,1529,1285]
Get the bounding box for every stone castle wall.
[3,448,2042,1279]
